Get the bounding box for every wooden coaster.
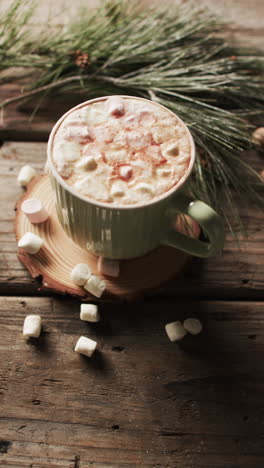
[15,175,200,300]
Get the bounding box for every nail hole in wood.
[32,399,41,405]
[112,425,120,430]
[0,440,12,453]
[112,346,124,352]
[241,279,249,285]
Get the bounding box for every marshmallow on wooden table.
[21,198,49,224]
[183,318,203,335]
[23,315,41,338]
[98,257,120,278]
[106,96,125,117]
[165,321,187,342]
[70,263,92,286]
[18,232,44,254]
[17,165,36,187]
[84,275,106,298]
[75,336,97,357]
[80,304,100,322]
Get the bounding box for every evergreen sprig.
[1,0,264,235]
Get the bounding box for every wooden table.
[0,2,264,466]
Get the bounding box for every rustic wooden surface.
[0,0,264,466]
[1,142,263,300]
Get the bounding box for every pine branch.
[0,0,263,236]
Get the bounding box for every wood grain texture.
[0,296,264,467]
[1,141,263,299]
[0,1,263,466]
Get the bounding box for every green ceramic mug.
[47,96,225,259]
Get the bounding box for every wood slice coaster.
[15,175,200,301]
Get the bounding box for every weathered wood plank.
[0,141,263,299]
[0,83,85,142]
[0,296,263,467]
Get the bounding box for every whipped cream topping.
[52,96,192,205]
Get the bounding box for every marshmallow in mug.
[21,198,49,224]
[119,165,133,180]
[106,96,126,117]
[52,96,191,206]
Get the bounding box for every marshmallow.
[80,304,100,322]
[74,175,111,202]
[98,257,120,278]
[71,263,92,286]
[18,232,44,254]
[74,336,97,357]
[135,182,153,194]
[165,321,187,342]
[123,114,139,129]
[139,109,155,127]
[127,129,152,151]
[84,275,106,298]
[89,107,107,124]
[110,181,126,198]
[56,161,73,178]
[106,96,125,117]
[112,131,128,148]
[164,143,179,157]
[75,156,97,171]
[21,198,49,224]
[156,166,171,177]
[152,125,177,144]
[54,141,80,163]
[23,315,41,338]
[65,125,90,141]
[92,124,115,143]
[119,165,133,180]
[17,165,36,187]
[183,318,203,335]
[106,149,127,164]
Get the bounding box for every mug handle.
[161,194,225,257]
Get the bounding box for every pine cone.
[74,50,90,69]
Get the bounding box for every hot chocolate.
[51,96,192,205]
